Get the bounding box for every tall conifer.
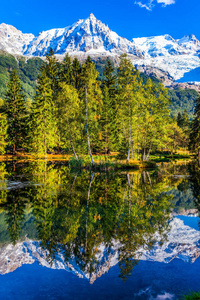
[0,113,7,154]
[189,97,200,160]
[101,59,117,158]
[29,70,57,156]
[81,57,102,165]
[4,70,26,153]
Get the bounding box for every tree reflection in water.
[0,161,173,281]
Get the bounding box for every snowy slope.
[133,34,200,80]
[0,23,34,55]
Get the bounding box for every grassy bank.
[0,149,194,171]
[0,153,157,171]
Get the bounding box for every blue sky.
[0,0,199,40]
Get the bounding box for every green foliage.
[100,59,118,156]
[29,69,57,155]
[0,52,43,99]
[189,97,200,153]
[4,70,27,153]
[168,88,199,119]
[56,82,81,156]
[0,51,194,157]
[80,56,103,162]
[184,291,200,300]
[0,113,7,154]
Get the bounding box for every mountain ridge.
[0,14,200,81]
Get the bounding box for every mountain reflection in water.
[0,161,199,285]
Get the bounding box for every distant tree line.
[0,49,199,162]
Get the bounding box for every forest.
[0,49,199,165]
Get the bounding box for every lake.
[0,160,200,299]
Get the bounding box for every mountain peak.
[89,13,96,19]
[178,34,200,51]
[23,14,142,57]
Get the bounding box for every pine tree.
[117,54,140,162]
[81,56,102,165]
[56,82,81,159]
[101,59,118,159]
[71,58,82,90]
[44,48,59,98]
[0,113,7,154]
[189,97,200,160]
[59,53,72,84]
[138,79,170,160]
[29,70,57,156]
[4,70,26,153]
[177,112,183,128]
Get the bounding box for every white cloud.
[157,0,175,6]
[134,0,154,10]
[135,0,175,10]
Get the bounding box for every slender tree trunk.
[127,173,131,228]
[137,127,139,161]
[105,108,108,162]
[143,148,146,161]
[13,143,16,155]
[143,135,146,161]
[44,117,47,159]
[127,103,131,163]
[71,174,77,192]
[146,171,152,189]
[66,117,78,160]
[85,172,95,252]
[198,148,200,166]
[146,141,153,161]
[131,141,134,159]
[85,85,95,166]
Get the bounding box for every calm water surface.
[0,161,200,299]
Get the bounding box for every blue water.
[0,258,200,299]
[0,162,199,299]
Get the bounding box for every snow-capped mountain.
[0,23,34,55]
[0,14,200,81]
[0,217,200,283]
[0,14,142,59]
[24,13,142,58]
[133,34,200,80]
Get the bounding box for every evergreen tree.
[138,79,170,160]
[189,97,200,160]
[117,54,140,162]
[4,70,26,153]
[100,59,118,159]
[177,112,183,128]
[178,109,190,148]
[71,58,82,90]
[81,56,103,165]
[29,70,57,156]
[56,82,81,159]
[44,48,59,97]
[59,53,72,84]
[0,113,7,154]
